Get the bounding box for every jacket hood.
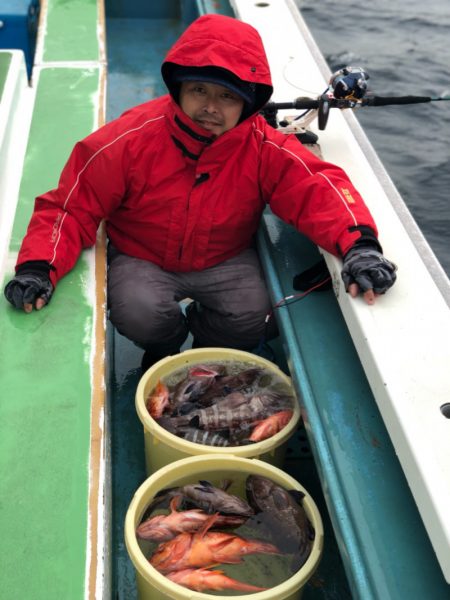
[161,14,273,117]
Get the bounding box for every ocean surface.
[294,0,450,276]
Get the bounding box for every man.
[4,14,396,370]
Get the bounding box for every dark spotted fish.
[146,480,254,517]
[245,474,315,569]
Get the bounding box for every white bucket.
[135,348,301,475]
[125,454,324,600]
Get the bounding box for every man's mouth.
[195,118,222,130]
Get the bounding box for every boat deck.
[106,4,450,598]
[0,1,449,599]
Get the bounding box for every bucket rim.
[135,348,301,456]
[125,454,324,600]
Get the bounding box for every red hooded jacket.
[16,14,378,287]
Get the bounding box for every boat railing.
[235,0,450,594]
[0,49,33,277]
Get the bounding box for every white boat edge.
[233,0,450,583]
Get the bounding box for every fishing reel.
[329,66,369,101]
[262,65,371,133]
[318,66,370,129]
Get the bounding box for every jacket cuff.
[16,261,56,286]
[337,225,381,257]
[16,260,52,276]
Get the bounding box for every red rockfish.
[149,514,280,573]
[166,567,268,592]
[136,498,246,542]
[249,409,293,441]
[146,380,170,419]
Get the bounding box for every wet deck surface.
[106,18,185,121]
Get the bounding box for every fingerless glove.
[4,261,54,308]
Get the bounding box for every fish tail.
[290,543,312,571]
[208,570,268,592]
[248,539,281,555]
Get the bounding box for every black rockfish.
[146,479,254,517]
[245,475,315,569]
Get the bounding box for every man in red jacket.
[4,14,396,370]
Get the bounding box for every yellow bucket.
[125,454,323,600]
[135,348,301,475]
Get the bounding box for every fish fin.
[189,415,200,428]
[194,482,215,495]
[203,563,222,570]
[194,566,224,575]
[222,557,244,564]
[288,490,306,505]
[145,487,177,512]
[168,495,182,513]
[207,567,225,574]
[154,486,178,498]
[155,416,176,432]
[203,502,215,515]
[220,479,233,492]
[177,402,197,415]
[197,513,220,538]
[198,480,213,488]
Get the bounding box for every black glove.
[4,261,54,309]
[341,246,397,294]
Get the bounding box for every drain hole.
[440,403,450,418]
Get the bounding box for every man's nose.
[202,96,218,112]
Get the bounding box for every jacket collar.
[167,100,251,163]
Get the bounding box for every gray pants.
[107,246,278,355]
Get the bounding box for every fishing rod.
[262,66,450,131]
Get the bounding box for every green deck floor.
[0,67,101,599]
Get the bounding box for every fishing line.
[255,276,332,360]
[281,57,324,96]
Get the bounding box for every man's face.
[179,81,245,137]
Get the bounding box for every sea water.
[295,0,450,276]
